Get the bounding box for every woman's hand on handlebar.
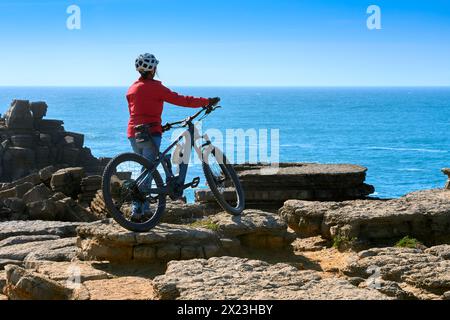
[208,97,220,107]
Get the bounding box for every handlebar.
[162,104,221,132]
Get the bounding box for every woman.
[126,53,219,220]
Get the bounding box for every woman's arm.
[161,85,210,108]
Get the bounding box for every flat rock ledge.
[343,245,450,299]
[0,220,88,269]
[196,163,375,208]
[152,256,389,300]
[279,189,450,244]
[77,210,295,263]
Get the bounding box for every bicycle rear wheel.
[202,145,245,215]
[102,152,166,232]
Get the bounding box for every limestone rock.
[10,134,34,148]
[442,168,450,190]
[2,147,35,181]
[161,200,220,224]
[0,237,77,263]
[50,167,85,197]
[76,219,219,263]
[4,264,72,300]
[343,246,450,298]
[1,173,41,190]
[55,197,99,222]
[208,210,295,249]
[28,261,111,282]
[196,163,375,208]
[279,189,450,244]
[4,100,33,129]
[78,175,101,203]
[38,166,58,184]
[152,257,389,300]
[0,220,85,241]
[425,244,450,259]
[22,184,52,204]
[30,101,48,120]
[26,199,58,220]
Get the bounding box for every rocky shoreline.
[1,99,449,300]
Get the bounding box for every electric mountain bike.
[101,104,245,232]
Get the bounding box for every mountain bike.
[101,104,245,232]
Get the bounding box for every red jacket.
[126,78,209,137]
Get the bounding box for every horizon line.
[0,85,450,88]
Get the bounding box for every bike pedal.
[191,177,200,188]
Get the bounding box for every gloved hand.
[208,97,221,107]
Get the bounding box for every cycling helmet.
[135,53,159,73]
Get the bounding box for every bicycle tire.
[102,152,166,232]
[202,146,245,215]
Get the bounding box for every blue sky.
[0,0,449,86]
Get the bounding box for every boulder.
[2,173,41,190]
[22,184,52,204]
[30,101,48,120]
[26,199,58,220]
[343,246,450,299]
[442,168,450,190]
[208,210,295,249]
[15,182,34,198]
[152,256,389,300]
[26,261,111,282]
[2,198,26,216]
[38,165,58,184]
[50,167,85,197]
[279,189,450,244]
[78,175,102,204]
[4,265,73,300]
[4,100,33,129]
[55,197,99,222]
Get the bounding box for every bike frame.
[134,119,213,198]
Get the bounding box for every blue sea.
[1,87,449,201]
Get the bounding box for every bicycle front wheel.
[202,146,245,215]
[102,152,166,232]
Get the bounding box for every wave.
[366,147,447,153]
[397,168,426,172]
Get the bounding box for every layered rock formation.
[196,163,375,209]
[343,246,450,299]
[152,256,389,300]
[0,167,100,222]
[0,99,106,182]
[0,220,86,268]
[279,189,450,245]
[76,210,295,263]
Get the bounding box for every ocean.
[1,87,449,201]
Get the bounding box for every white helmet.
[135,53,159,73]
